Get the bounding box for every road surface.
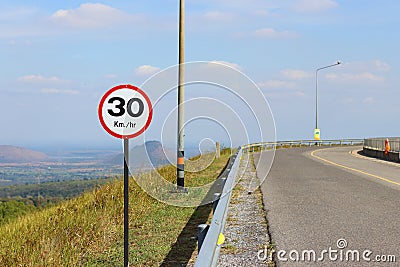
[256,146,400,266]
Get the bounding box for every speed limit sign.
[98,84,152,139]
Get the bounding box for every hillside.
[0,145,49,163]
[108,140,173,168]
[0,149,231,266]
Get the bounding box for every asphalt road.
[256,146,400,267]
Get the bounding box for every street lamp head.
[336,60,342,65]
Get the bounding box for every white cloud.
[324,60,390,84]
[258,80,296,89]
[292,0,338,13]
[372,60,390,72]
[326,72,384,82]
[0,3,148,37]
[252,28,298,39]
[40,88,79,95]
[18,75,66,83]
[134,65,161,76]
[342,60,391,72]
[50,3,137,29]
[281,69,313,79]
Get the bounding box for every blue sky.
[0,0,399,149]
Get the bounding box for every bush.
[0,200,36,225]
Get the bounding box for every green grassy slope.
[0,149,231,266]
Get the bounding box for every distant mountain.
[0,145,49,163]
[108,141,173,168]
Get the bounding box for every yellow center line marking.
[310,149,400,186]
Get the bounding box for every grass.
[221,244,239,254]
[0,149,231,266]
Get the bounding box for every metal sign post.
[98,84,152,267]
[123,138,129,267]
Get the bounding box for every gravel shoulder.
[217,153,273,267]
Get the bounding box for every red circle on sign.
[98,84,153,139]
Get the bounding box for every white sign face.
[98,85,152,139]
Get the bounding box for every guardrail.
[364,137,400,152]
[195,147,242,267]
[194,138,364,266]
[363,137,400,163]
[243,139,364,152]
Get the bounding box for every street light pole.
[314,61,341,141]
[177,0,185,189]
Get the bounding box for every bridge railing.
[364,137,400,152]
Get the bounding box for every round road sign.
[98,84,153,139]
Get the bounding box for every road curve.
[256,146,400,267]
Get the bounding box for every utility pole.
[177,0,185,189]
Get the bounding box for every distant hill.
[0,145,49,163]
[108,141,173,168]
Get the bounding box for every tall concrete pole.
[177,0,185,188]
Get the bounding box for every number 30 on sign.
[98,84,153,139]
